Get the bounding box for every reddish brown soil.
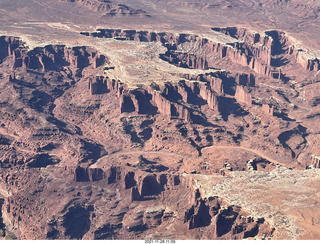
[1,0,320,240]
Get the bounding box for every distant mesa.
[60,0,151,17]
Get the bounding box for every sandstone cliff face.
[235,86,252,107]
[262,104,274,116]
[211,27,320,75]
[183,72,225,96]
[90,74,223,122]
[235,73,255,87]
[198,82,219,111]
[73,166,105,182]
[89,76,124,96]
[171,103,190,121]
[0,38,107,78]
[150,90,172,118]
[83,25,320,82]
[88,76,108,95]
[82,28,273,75]
[0,36,24,66]
[184,193,274,239]
[49,163,275,240]
[208,76,224,96]
[175,53,209,69]
[212,27,273,50]
[306,58,320,71]
[86,69,227,122]
[24,45,106,75]
[70,163,189,203]
[311,156,320,169]
[2,30,309,240]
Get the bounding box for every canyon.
[0,0,320,241]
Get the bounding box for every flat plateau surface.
[1,0,320,240]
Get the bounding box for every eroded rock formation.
[0,37,106,78]
[83,28,277,76]
[262,104,274,116]
[235,86,252,107]
[88,74,224,122]
[235,73,255,87]
[1,25,317,240]
[184,190,274,239]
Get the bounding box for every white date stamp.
[145,240,176,244]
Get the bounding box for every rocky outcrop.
[124,172,136,189]
[132,173,183,201]
[0,36,28,71]
[293,47,320,71]
[72,165,133,184]
[150,79,220,119]
[94,223,122,240]
[127,84,190,120]
[129,88,156,115]
[262,104,274,116]
[88,76,108,95]
[183,72,225,96]
[311,155,320,169]
[82,29,272,75]
[84,27,320,78]
[235,73,255,87]
[91,164,183,201]
[74,166,105,182]
[306,58,320,71]
[235,86,252,107]
[72,164,183,202]
[249,58,271,76]
[177,81,190,103]
[150,90,172,118]
[24,45,106,74]
[184,193,274,239]
[173,53,208,69]
[171,103,190,121]
[212,27,273,50]
[118,84,191,121]
[90,76,125,96]
[208,76,224,96]
[212,27,279,66]
[0,36,23,64]
[0,38,107,77]
[106,166,122,184]
[120,93,136,113]
[198,82,219,110]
